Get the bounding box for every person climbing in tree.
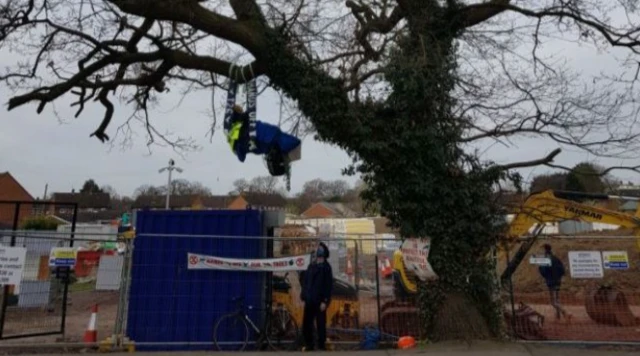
[223,77,301,177]
[300,242,333,351]
[538,244,570,320]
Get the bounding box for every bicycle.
[213,274,300,351]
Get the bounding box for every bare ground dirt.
[498,236,640,342]
[0,290,119,345]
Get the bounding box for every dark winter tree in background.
[133,179,211,197]
[4,0,640,340]
[133,184,164,198]
[80,179,103,194]
[231,176,285,195]
[169,179,212,196]
[529,162,615,194]
[529,173,568,193]
[101,184,120,199]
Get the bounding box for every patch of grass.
[69,281,95,293]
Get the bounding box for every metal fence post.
[0,202,21,339]
[59,203,78,337]
[114,237,134,349]
[375,255,381,328]
[506,247,516,338]
[354,240,360,293]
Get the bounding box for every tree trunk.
[363,2,506,340]
[262,0,507,340]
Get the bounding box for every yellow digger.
[380,189,640,337]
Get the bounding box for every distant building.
[135,194,202,210]
[615,184,640,197]
[0,172,34,227]
[227,192,288,211]
[49,190,111,214]
[301,202,358,218]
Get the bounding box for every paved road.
[106,341,640,356]
[5,341,640,355]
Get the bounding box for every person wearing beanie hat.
[300,242,333,351]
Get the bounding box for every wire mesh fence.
[0,200,129,346]
[500,235,640,342]
[0,230,128,345]
[0,206,639,351]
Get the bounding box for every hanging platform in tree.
[223,75,302,177]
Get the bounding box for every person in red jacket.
[300,242,333,351]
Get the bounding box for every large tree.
[4,0,640,340]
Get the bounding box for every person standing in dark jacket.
[538,244,568,319]
[300,242,333,351]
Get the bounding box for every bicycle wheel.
[266,308,300,351]
[213,313,249,351]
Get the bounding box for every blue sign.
[604,261,629,270]
[51,258,76,267]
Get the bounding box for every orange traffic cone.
[83,304,98,343]
[398,335,416,349]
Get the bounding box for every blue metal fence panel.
[126,210,265,351]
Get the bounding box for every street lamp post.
[158,159,183,210]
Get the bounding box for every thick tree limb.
[106,0,265,54]
[457,0,511,29]
[496,148,561,171]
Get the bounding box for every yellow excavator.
[380,189,640,336]
[499,189,640,283]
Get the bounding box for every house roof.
[56,209,124,223]
[132,194,197,209]
[200,195,234,209]
[304,202,357,218]
[240,192,288,208]
[51,192,111,209]
[0,172,34,201]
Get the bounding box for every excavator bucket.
[585,286,640,327]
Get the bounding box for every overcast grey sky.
[2,5,640,199]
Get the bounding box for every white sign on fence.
[187,253,311,272]
[0,246,27,285]
[529,255,551,266]
[602,251,629,270]
[568,251,604,278]
[400,238,438,281]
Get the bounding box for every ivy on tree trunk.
[264,1,507,340]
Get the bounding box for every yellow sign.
[602,251,629,270]
[49,247,78,267]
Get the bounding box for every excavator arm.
[500,189,640,284]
